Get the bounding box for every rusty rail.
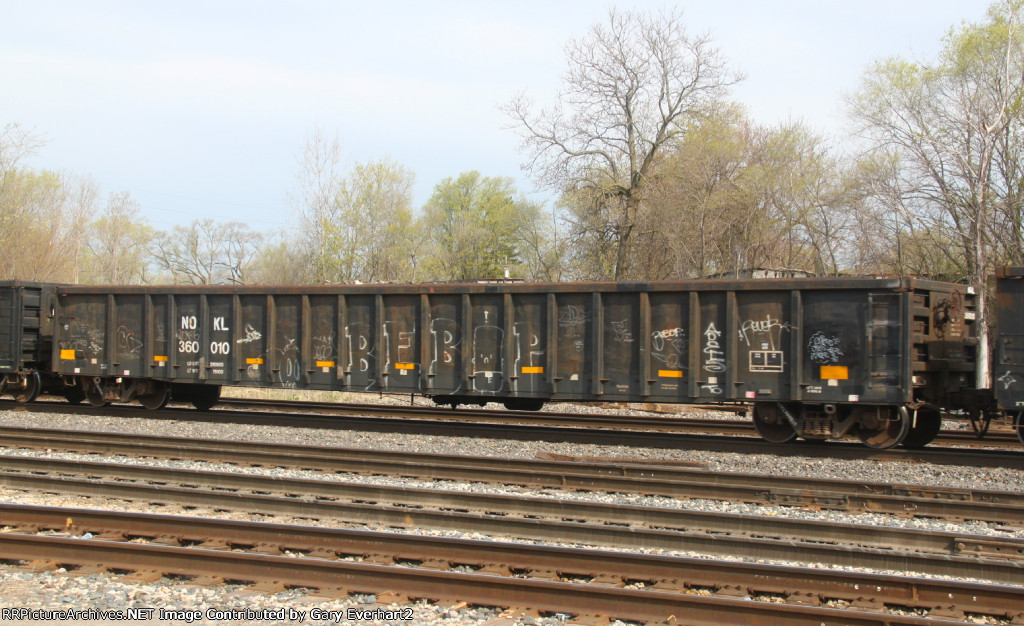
[1,426,1022,526]
[1,531,969,626]
[1,456,1022,585]
[220,397,1020,446]
[8,400,1024,466]
[2,502,1017,620]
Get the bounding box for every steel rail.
[1,457,1022,585]
[12,397,1020,447]
[7,401,1024,468]
[3,503,1020,622]
[219,397,1022,446]
[1,426,1022,526]
[0,533,963,626]
[220,397,754,429]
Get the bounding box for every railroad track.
[220,396,1021,447]
[1,425,1022,527]
[1,503,1019,624]
[8,395,1022,448]
[6,399,1024,466]
[212,397,1023,451]
[0,453,1022,585]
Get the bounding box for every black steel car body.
[0,281,56,402]
[42,276,977,448]
[995,267,1024,414]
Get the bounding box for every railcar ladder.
[0,290,16,372]
[867,293,901,389]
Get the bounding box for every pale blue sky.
[3,1,992,233]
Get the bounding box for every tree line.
[3,2,1024,298]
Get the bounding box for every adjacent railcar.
[0,281,59,403]
[48,276,976,449]
[994,266,1024,444]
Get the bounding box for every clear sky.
[3,1,993,234]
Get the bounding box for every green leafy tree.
[335,158,416,282]
[246,234,311,285]
[292,128,417,283]
[419,172,533,281]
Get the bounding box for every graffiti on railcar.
[652,327,686,369]
[345,322,378,389]
[276,337,300,387]
[382,321,418,389]
[512,323,545,393]
[116,325,143,356]
[611,319,634,343]
[559,305,590,352]
[238,324,263,344]
[345,323,374,372]
[739,313,790,374]
[429,318,460,373]
[808,331,843,364]
[472,310,504,393]
[738,313,790,350]
[700,322,725,395]
[60,320,104,359]
[313,332,335,362]
[998,370,1018,390]
[702,322,725,374]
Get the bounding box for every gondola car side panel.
[996,267,1024,409]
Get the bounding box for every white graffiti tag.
[738,314,791,349]
[998,370,1018,390]
[237,324,263,344]
[702,322,726,373]
[807,331,843,364]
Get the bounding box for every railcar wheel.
[1016,412,1024,447]
[900,407,942,449]
[853,406,909,449]
[86,386,109,407]
[752,403,798,443]
[190,386,221,411]
[13,371,41,404]
[64,385,86,405]
[138,383,170,410]
[503,398,545,411]
[968,410,992,438]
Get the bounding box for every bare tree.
[504,8,742,279]
[0,167,96,282]
[292,126,345,283]
[84,191,154,284]
[150,219,262,285]
[0,123,46,181]
[291,127,420,283]
[849,0,1024,386]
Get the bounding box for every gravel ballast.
[0,402,1021,624]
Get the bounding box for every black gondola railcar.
[46,275,977,449]
[0,281,59,403]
